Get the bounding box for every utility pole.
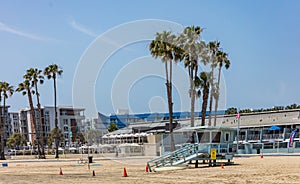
[236,109,240,154]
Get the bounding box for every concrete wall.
[143,143,158,156]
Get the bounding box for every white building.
[9,112,20,133]
[19,106,85,145]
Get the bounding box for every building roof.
[20,106,85,111]
[174,126,237,132]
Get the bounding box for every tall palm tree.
[207,41,220,126]
[44,64,63,158]
[213,51,230,126]
[195,73,210,126]
[16,80,37,154]
[178,26,208,128]
[24,68,46,158]
[0,82,14,160]
[149,31,183,151]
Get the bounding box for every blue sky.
[1,1,300,118]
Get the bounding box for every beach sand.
[1,154,300,184]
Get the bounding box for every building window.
[225,133,230,142]
[63,119,68,125]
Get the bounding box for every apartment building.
[0,106,11,141]
[9,112,20,133]
[19,106,85,145]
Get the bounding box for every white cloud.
[68,18,133,51]
[0,21,50,41]
[69,19,97,37]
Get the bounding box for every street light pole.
[236,109,240,154]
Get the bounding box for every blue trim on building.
[99,110,225,129]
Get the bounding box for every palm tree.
[207,41,220,126]
[0,82,14,160]
[213,51,230,126]
[195,72,210,126]
[178,26,208,127]
[16,80,38,154]
[24,68,46,158]
[44,64,63,158]
[149,31,183,151]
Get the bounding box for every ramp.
[147,144,202,172]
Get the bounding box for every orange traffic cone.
[221,163,224,169]
[59,168,63,175]
[123,167,128,177]
[92,170,95,176]
[260,153,263,158]
[146,164,149,172]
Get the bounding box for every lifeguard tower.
[147,126,236,172]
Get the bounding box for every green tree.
[44,64,63,158]
[0,82,14,160]
[207,41,220,126]
[286,103,298,110]
[108,123,118,132]
[149,31,183,151]
[178,26,207,127]
[225,107,238,115]
[47,128,64,148]
[24,68,46,159]
[213,51,230,126]
[16,80,38,155]
[195,72,210,126]
[7,133,26,149]
[76,133,85,144]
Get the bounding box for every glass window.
[225,133,230,142]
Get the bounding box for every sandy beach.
[1,154,300,184]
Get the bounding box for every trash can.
[88,156,93,163]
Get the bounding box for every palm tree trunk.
[35,85,45,158]
[201,87,209,126]
[168,60,175,152]
[27,89,41,156]
[208,68,214,126]
[0,98,6,160]
[190,66,195,128]
[213,67,222,126]
[53,76,59,159]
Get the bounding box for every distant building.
[19,110,29,141]
[102,109,300,155]
[56,106,85,145]
[0,106,11,141]
[19,106,85,145]
[103,112,201,129]
[9,112,20,133]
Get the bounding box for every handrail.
[147,144,200,172]
[147,142,235,172]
